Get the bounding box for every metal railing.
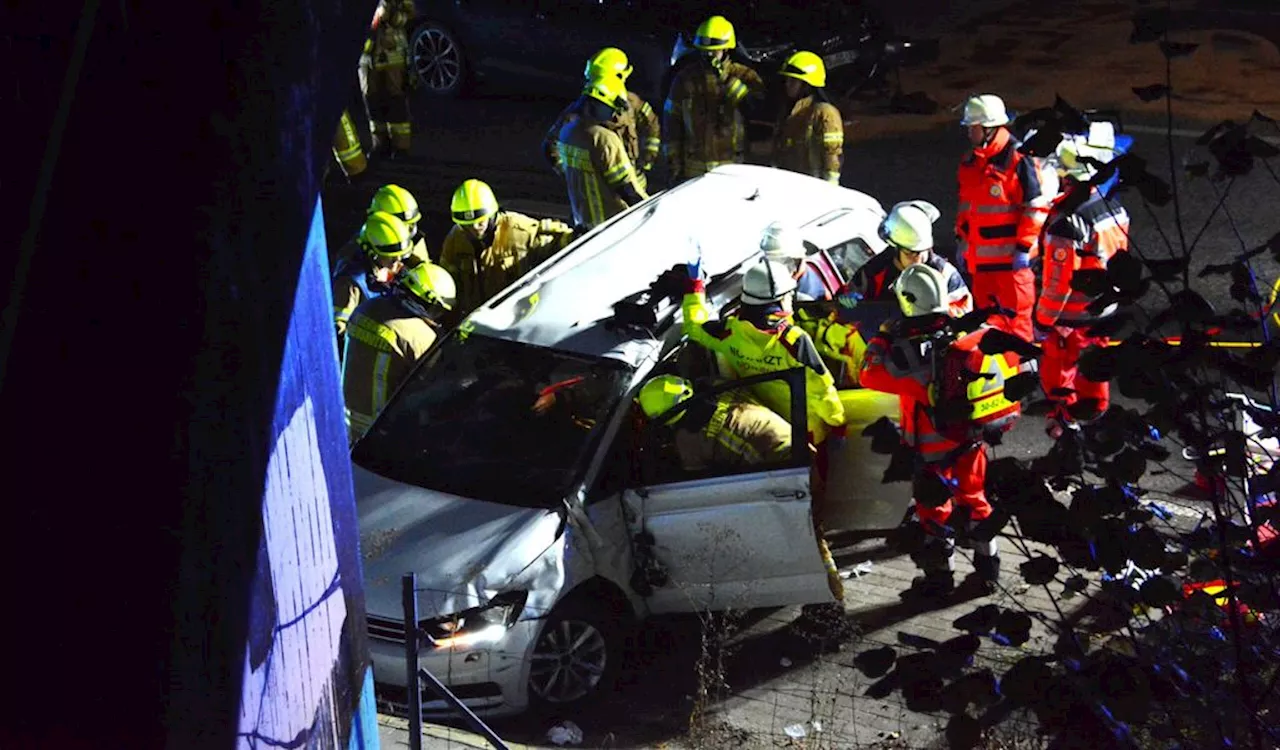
[402,573,511,750]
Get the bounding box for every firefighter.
[542,48,661,193]
[682,256,847,550]
[802,201,970,388]
[368,184,431,261]
[760,221,827,301]
[636,374,844,601]
[1037,129,1130,437]
[772,51,844,185]
[361,0,415,158]
[556,75,649,231]
[838,201,972,317]
[663,15,766,183]
[342,262,455,444]
[333,211,414,345]
[860,264,1021,597]
[332,109,368,179]
[438,179,575,316]
[955,94,1054,342]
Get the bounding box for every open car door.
[622,368,833,614]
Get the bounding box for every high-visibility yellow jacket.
[438,211,573,315]
[557,118,648,230]
[341,293,438,444]
[772,94,844,184]
[682,290,845,443]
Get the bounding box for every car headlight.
[422,590,528,649]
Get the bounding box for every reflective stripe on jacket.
[844,251,973,317]
[860,332,956,462]
[542,93,660,185]
[341,294,437,444]
[557,118,646,229]
[674,393,793,472]
[682,291,844,442]
[956,128,1052,271]
[438,211,573,315]
[772,95,844,184]
[663,60,764,177]
[1036,186,1130,327]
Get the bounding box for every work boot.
[967,554,1001,595]
[902,571,955,601]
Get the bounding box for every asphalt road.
[324,56,1280,749]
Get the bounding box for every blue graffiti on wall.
[236,195,379,750]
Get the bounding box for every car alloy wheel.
[412,25,463,95]
[528,616,609,704]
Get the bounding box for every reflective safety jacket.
[1036,186,1130,328]
[438,211,574,315]
[843,251,972,317]
[543,92,660,184]
[860,326,1018,462]
[683,289,845,442]
[772,94,844,184]
[663,59,765,178]
[956,127,1052,273]
[367,0,413,70]
[674,393,793,472]
[342,293,438,444]
[557,118,648,230]
[332,235,430,339]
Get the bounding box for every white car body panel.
[626,467,831,614]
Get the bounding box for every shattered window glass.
[354,332,632,508]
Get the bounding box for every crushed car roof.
[463,165,885,366]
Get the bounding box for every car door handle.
[770,489,808,500]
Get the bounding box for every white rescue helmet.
[894,263,949,317]
[741,259,798,305]
[760,221,805,262]
[1056,121,1117,181]
[879,200,941,252]
[960,94,1011,128]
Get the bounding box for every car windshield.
[352,332,632,508]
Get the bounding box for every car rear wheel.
[527,599,623,709]
[411,22,466,96]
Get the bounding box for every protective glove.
[1011,251,1032,271]
[685,251,707,293]
[836,290,863,310]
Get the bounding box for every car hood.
[355,465,567,621]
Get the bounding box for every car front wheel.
[410,22,466,96]
[527,599,623,709]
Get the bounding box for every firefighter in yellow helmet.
[332,211,415,346]
[556,76,649,231]
[542,48,661,192]
[663,15,765,183]
[773,51,844,184]
[367,183,431,262]
[360,0,416,157]
[332,109,368,179]
[635,374,844,601]
[438,179,575,315]
[342,262,455,444]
